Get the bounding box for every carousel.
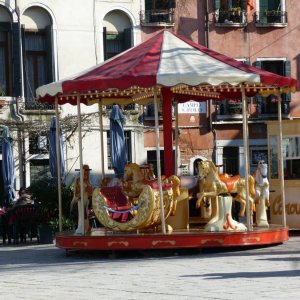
[36,30,297,252]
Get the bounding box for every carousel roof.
[36,30,298,106]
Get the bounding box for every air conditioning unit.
[37,136,47,150]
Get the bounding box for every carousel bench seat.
[100,186,133,222]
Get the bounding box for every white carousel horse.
[70,165,93,234]
[196,161,256,219]
[253,160,270,227]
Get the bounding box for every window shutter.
[12,22,21,98]
[215,0,221,10]
[103,27,107,61]
[284,60,291,103]
[46,25,54,83]
[260,0,269,11]
[253,61,263,107]
[123,28,132,51]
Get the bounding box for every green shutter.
[260,0,268,11]
[254,61,263,107]
[284,60,291,102]
[12,22,21,97]
[103,27,107,61]
[123,28,132,51]
[215,0,221,10]
[46,25,53,83]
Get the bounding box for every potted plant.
[28,177,74,243]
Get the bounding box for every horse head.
[197,161,216,180]
[123,163,144,182]
[257,160,268,179]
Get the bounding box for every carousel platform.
[55,225,288,252]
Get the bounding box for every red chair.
[100,186,133,222]
[9,205,38,244]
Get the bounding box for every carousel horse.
[123,163,181,211]
[92,183,175,232]
[253,160,270,227]
[196,161,256,218]
[70,164,93,234]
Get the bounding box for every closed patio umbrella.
[110,105,127,178]
[1,126,15,206]
[49,116,65,181]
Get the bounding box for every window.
[254,59,290,115]
[214,0,247,25]
[147,150,165,176]
[30,159,50,182]
[223,147,239,175]
[107,131,132,170]
[256,0,287,25]
[283,136,300,179]
[103,27,132,60]
[29,134,49,154]
[142,0,176,25]
[23,29,53,105]
[0,22,12,96]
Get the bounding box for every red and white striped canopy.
[36,30,297,105]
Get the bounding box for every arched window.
[22,7,53,108]
[103,10,132,60]
[0,6,12,96]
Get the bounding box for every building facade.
[0,0,145,200]
[1,0,300,203]
[140,0,300,177]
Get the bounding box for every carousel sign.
[178,101,206,114]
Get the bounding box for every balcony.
[214,99,290,123]
[22,98,55,112]
[140,9,175,27]
[215,9,247,27]
[255,10,287,27]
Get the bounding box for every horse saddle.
[218,174,240,193]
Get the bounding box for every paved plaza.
[0,236,300,300]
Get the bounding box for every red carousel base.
[56,225,288,252]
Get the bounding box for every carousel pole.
[154,87,166,234]
[174,101,179,176]
[277,94,286,227]
[241,86,251,230]
[98,103,105,179]
[77,95,85,235]
[55,97,63,232]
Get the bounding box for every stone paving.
[0,237,300,300]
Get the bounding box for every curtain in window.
[0,32,7,94]
[24,33,47,100]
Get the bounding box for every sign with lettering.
[178,101,206,114]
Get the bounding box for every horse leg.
[234,195,246,217]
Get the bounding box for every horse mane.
[207,161,218,174]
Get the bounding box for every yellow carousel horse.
[92,162,183,232]
[122,163,181,215]
[196,161,256,218]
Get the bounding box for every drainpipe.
[14,0,26,187]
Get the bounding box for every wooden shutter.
[259,0,269,10]
[123,28,132,51]
[12,22,21,97]
[103,27,107,61]
[215,0,221,9]
[45,25,54,83]
[284,60,291,103]
[253,61,263,108]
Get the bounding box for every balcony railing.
[24,98,55,111]
[215,9,247,27]
[255,10,287,27]
[140,9,175,27]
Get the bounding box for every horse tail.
[248,175,256,197]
